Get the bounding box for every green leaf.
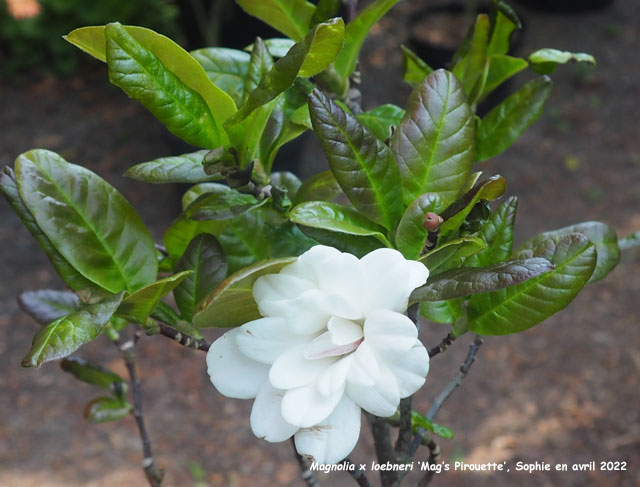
[486,3,519,57]
[227,97,281,166]
[333,0,402,82]
[439,175,507,238]
[245,38,297,58]
[191,47,250,105]
[452,14,490,100]
[84,396,132,424]
[151,301,181,327]
[185,187,263,221]
[124,151,221,184]
[356,104,405,142]
[465,196,518,266]
[15,150,157,293]
[391,70,475,208]
[1,167,94,291]
[619,231,640,251]
[104,23,224,149]
[309,89,404,231]
[163,215,226,264]
[411,411,454,439]
[480,55,528,101]
[476,76,552,162]
[529,48,596,75]
[395,193,448,260]
[22,292,124,368]
[517,221,620,283]
[60,357,126,392]
[116,272,191,324]
[290,201,392,246]
[271,171,302,198]
[193,257,295,328]
[18,290,80,325]
[469,234,596,335]
[420,299,462,324]
[236,0,316,41]
[217,209,272,273]
[66,25,236,135]
[174,235,228,321]
[230,18,345,124]
[293,170,342,205]
[410,258,553,303]
[419,237,486,274]
[401,45,433,87]
[311,0,341,26]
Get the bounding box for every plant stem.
[416,438,441,487]
[367,413,396,486]
[342,458,372,487]
[292,438,320,487]
[157,322,211,352]
[121,336,164,487]
[428,332,457,358]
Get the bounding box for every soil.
[1,1,638,487]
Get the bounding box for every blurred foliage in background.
[0,0,178,76]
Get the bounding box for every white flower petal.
[314,252,366,313]
[270,344,335,390]
[236,317,310,364]
[316,356,353,397]
[281,245,342,284]
[304,332,361,360]
[250,381,299,442]
[294,395,361,464]
[206,328,269,399]
[318,293,362,320]
[386,344,430,398]
[281,381,345,427]
[253,273,315,317]
[346,362,400,417]
[282,289,332,335]
[328,316,364,345]
[360,248,429,312]
[346,341,380,386]
[364,309,418,356]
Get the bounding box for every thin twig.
[157,322,210,352]
[426,335,484,421]
[292,438,320,487]
[366,413,396,486]
[342,458,372,487]
[428,332,457,358]
[416,438,441,487]
[121,337,164,487]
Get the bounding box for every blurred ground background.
[0,1,638,486]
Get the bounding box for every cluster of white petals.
[206,245,430,464]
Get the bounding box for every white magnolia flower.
[206,245,430,464]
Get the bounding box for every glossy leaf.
[517,221,620,283]
[1,167,94,291]
[217,209,272,273]
[245,38,297,58]
[395,193,447,260]
[476,76,552,161]
[480,55,528,101]
[15,150,157,293]
[105,23,223,149]
[60,357,126,391]
[151,301,181,327]
[290,201,392,246]
[311,0,341,25]
[420,299,462,324]
[452,14,490,99]
[401,45,432,87]
[333,0,402,82]
[193,257,296,328]
[619,231,640,251]
[163,215,226,263]
[236,0,316,41]
[419,237,486,274]
[271,171,302,199]
[116,272,191,324]
[439,175,507,238]
[529,48,596,74]
[174,235,228,320]
[465,196,518,267]
[191,47,250,105]
[309,89,404,230]
[18,290,80,325]
[486,4,519,57]
[84,396,132,424]
[230,18,345,124]
[185,187,263,221]
[356,104,405,142]
[391,70,475,207]
[411,411,454,439]
[469,234,596,335]
[410,258,553,303]
[22,292,124,368]
[124,151,221,184]
[65,25,236,122]
[293,170,342,205]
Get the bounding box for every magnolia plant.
[2,1,638,486]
